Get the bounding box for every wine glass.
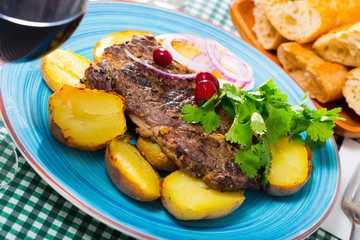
[0,0,89,63]
[0,0,88,189]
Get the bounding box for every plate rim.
[0,1,341,239]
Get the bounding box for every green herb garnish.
[181,79,343,183]
[181,94,220,132]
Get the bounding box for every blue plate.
[0,1,340,239]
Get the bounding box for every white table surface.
[321,137,360,239]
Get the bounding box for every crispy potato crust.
[48,85,126,150]
[105,136,161,201]
[41,49,91,92]
[161,170,245,220]
[262,136,313,196]
[137,137,178,171]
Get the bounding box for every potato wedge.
[48,84,126,150]
[105,136,161,201]
[136,137,177,171]
[161,170,245,220]
[41,49,91,92]
[262,136,313,196]
[93,30,155,63]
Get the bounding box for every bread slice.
[343,68,360,116]
[277,42,347,103]
[252,0,287,50]
[262,0,360,44]
[313,21,360,67]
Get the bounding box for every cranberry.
[195,72,219,90]
[153,48,173,66]
[195,80,218,104]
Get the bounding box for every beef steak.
[84,34,260,191]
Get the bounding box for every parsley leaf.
[202,109,220,132]
[181,94,220,132]
[250,112,266,134]
[181,79,343,183]
[234,143,262,178]
[226,118,253,147]
[221,96,236,117]
[221,84,244,102]
[259,138,272,184]
[258,79,288,104]
[264,104,291,144]
[234,138,271,181]
[307,121,334,142]
[181,104,204,123]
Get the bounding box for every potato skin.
[161,170,245,220]
[136,137,177,171]
[40,49,91,92]
[262,139,314,196]
[105,136,161,201]
[48,85,126,151]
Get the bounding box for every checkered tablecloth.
[0,0,346,239]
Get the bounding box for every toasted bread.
[252,0,287,50]
[262,0,360,44]
[343,67,360,116]
[277,42,347,103]
[313,21,360,67]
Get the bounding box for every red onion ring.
[205,39,254,90]
[124,49,197,79]
[191,52,210,64]
[156,33,215,73]
[126,33,254,89]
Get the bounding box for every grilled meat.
[84,34,260,191]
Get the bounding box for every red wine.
[0,0,88,63]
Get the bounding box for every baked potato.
[105,136,161,201]
[93,30,155,63]
[41,49,91,92]
[136,137,177,171]
[161,170,245,220]
[262,136,313,196]
[48,84,127,150]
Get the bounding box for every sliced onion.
[157,34,254,90]
[156,33,215,73]
[124,49,197,79]
[154,33,255,90]
[205,39,254,90]
[191,52,210,64]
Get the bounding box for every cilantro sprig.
[181,79,343,183]
[181,94,220,132]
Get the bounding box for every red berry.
[195,80,217,104]
[195,72,219,90]
[153,48,173,66]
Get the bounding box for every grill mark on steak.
[84,34,260,191]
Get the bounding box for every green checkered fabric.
[0,0,341,239]
[0,121,134,240]
[307,228,341,240]
[0,131,18,189]
[184,0,237,33]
